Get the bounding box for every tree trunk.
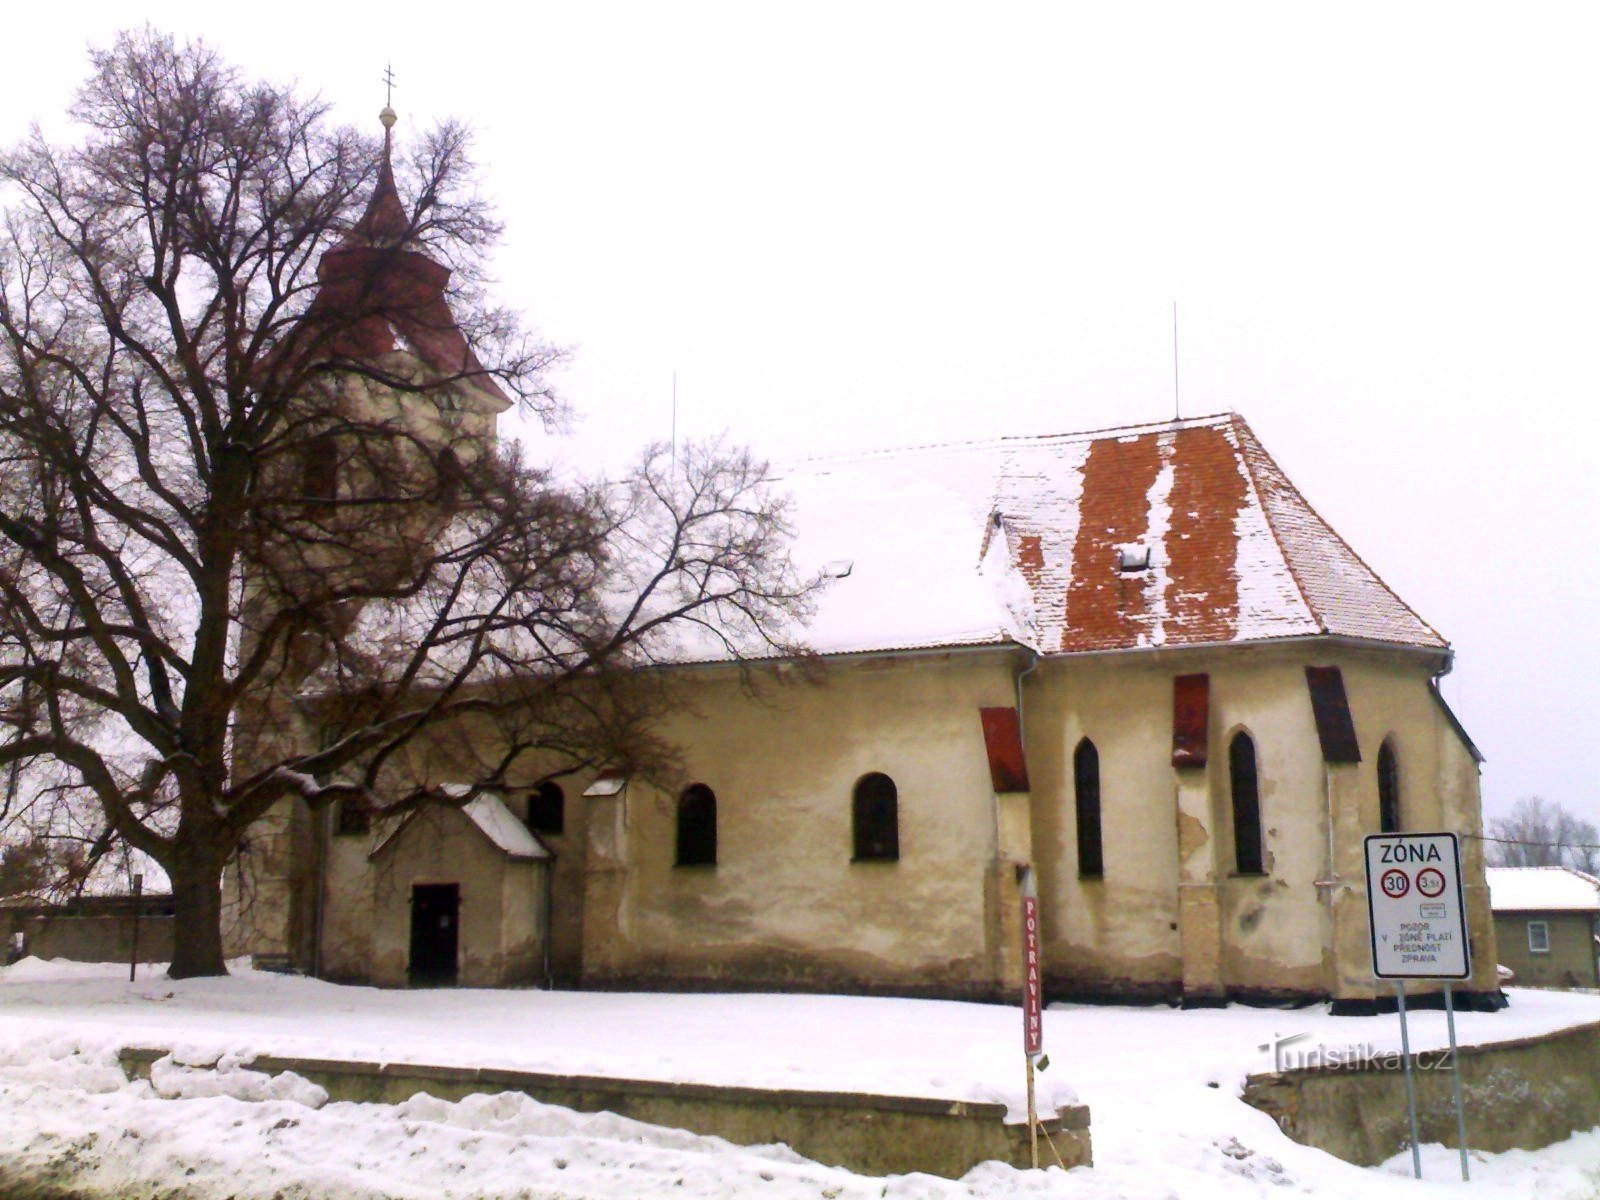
[167,850,229,979]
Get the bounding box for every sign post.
[1364,833,1472,1182]
[1020,867,1043,1169]
[128,872,143,984]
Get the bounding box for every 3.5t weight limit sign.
[1365,833,1471,980]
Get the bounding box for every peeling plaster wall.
[235,636,1491,1006]
[1026,642,1495,1004]
[577,652,1023,997]
[319,823,379,983]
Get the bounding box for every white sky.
[6,2,1597,824]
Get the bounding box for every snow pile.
[149,1052,329,1108]
[3,959,1600,1198]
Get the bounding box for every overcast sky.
[6,3,1596,825]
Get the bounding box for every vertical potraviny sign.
[1022,893,1042,1054]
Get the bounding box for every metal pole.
[1395,981,1422,1179]
[1026,1053,1038,1168]
[1444,984,1470,1181]
[128,873,143,983]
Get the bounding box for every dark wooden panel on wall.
[1172,673,1210,767]
[1306,666,1362,764]
[978,706,1031,793]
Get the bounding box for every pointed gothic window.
[676,783,717,867]
[1230,732,1264,875]
[1074,738,1103,878]
[1378,739,1401,834]
[852,773,899,862]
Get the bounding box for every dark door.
[408,883,460,986]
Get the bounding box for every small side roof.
[371,790,549,863]
[1487,866,1600,913]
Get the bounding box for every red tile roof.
[300,138,511,410]
[782,413,1447,658]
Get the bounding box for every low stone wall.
[1241,1019,1600,1165]
[3,912,174,966]
[119,1047,1090,1180]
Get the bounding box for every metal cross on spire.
[382,64,398,107]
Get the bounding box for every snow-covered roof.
[371,790,549,863]
[1487,867,1600,913]
[779,412,1446,659]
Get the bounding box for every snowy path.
[2,959,1600,1198]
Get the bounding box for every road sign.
[1365,833,1471,980]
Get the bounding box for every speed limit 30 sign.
[1365,833,1471,980]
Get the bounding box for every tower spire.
[347,70,408,249]
[380,64,398,159]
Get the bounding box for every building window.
[1229,732,1264,875]
[1074,738,1103,878]
[526,781,564,836]
[676,783,717,867]
[1528,921,1550,954]
[335,796,371,836]
[852,772,899,862]
[300,431,339,502]
[1378,738,1401,834]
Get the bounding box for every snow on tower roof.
[776,412,1447,660]
[1487,867,1600,913]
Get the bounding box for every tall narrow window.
[300,431,339,502]
[852,772,899,862]
[526,781,565,836]
[1377,739,1401,834]
[1229,732,1264,875]
[1074,738,1103,878]
[676,783,717,866]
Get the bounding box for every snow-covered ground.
[2,959,1600,1199]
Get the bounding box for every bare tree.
[0,31,812,978]
[1486,797,1600,873]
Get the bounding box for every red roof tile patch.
[1161,423,1246,645]
[1063,433,1162,652]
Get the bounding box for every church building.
[225,121,1502,1013]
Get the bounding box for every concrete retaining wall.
[1241,1019,1600,1165]
[119,1047,1091,1179]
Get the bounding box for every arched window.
[1377,739,1401,834]
[1229,732,1264,875]
[676,784,717,866]
[526,781,565,835]
[1074,738,1103,878]
[852,773,899,862]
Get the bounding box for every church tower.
[224,103,511,971]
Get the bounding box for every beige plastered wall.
[227,634,1494,1006]
[1025,640,1497,1004]
[573,651,1027,998]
